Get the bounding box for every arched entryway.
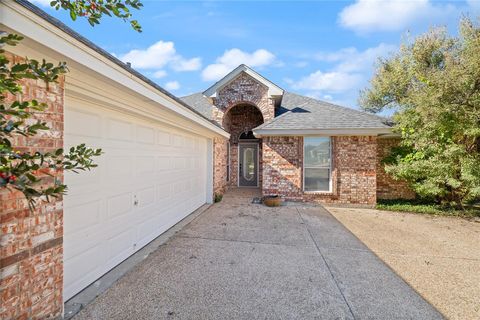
[222,103,264,187]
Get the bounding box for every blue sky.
[32,0,480,110]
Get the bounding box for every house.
[0,1,412,319]
[182,65,412,204]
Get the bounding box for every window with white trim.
[304,137,331,192]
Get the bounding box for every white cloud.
[119,41,201,71]
[202,48,276,81]
[335,43,396,73]
[313,47,358,62]
[171,57,202,72]
[291,43,394,94]
[164,81,180,91]
[292,71,363,93]
[152,70,167,79]
[339,0,456,32]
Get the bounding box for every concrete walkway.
[74,189,443,320]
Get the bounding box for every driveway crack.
[295,207,357,320]
[176,235,299,247]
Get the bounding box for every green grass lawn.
[376,199,480,218]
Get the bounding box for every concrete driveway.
[74,189,443,320]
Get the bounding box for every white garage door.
[63,97,209,300]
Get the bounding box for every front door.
[239,143,258,187]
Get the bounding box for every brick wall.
[223,104,264,187]
[376,137,415,200]
[212,71,274,125]
[213,137,228,196]
[263,136,378,205]
[210,72,269,189]
[1,53,64,319]
[262,136,303,200]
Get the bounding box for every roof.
[203,64,284,98]
[181,93,213,119]
[254,92,392,133]
[181,91,392,134]
[12,0,222,130]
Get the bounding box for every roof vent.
[126,62,131,68]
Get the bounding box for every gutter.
[253,128,393,137]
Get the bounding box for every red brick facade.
[223,104,264,187]
[212,71,275,124]
[1,53,64,319]
[211,72,271,191]
[213,137,228,196]
[208,71,406,205]
[263,136,378,205]
[376,137,415,200]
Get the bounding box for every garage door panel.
[64,245,105,299]
[136,125,155,145]
[106,117,134,141]
[66,168,102,189]
[157,130,171,145]
[156,156,172,171]
[106,155,133,179]
[136,186,155,209]
[156,183,172,202]
[136,212,172,249]
[64,97,209,301]
[64,200,102,235]
[106,192,133,219]
[136,156,155,176]
[106,228,135,262]
[171,134,184,147]
[66,108,102,138]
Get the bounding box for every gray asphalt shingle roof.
[181,91,391,131]
[180,93,213,120]
[256,92,391,130]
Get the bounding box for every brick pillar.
[213,137,228,195]
[1,52,64,319]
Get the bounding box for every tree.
[1,1,143,208]
[360,18,480,208]
[51,0,143,32]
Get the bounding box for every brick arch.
[211,71,275,125]
[222,102,264,144]
[222,101,264,125]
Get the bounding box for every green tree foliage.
[50,0,143,32]
[1,1,142,208]
[360,18,480,208]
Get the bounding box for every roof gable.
[203,64,284,98]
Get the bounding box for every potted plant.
[263,195,283,207]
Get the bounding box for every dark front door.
[239,143,258,187]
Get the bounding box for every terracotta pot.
[263,195,282,207]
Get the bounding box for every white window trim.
[303,137,332,193]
